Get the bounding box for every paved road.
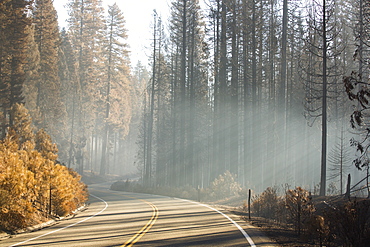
[2,183,276,246]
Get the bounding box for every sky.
[53,0,172,67]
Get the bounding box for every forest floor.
[245,216,316,247]
[213,197,321,247]
[215,195,370,247]
[217,207,314,246]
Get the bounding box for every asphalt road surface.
[2,183,276,246]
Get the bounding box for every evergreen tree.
[164,0,209,187]
[10,103,35,147]
[0,0,33,130]
[23,23,40,128]
[67,0,105,173]
[100,3,131,175]
[33,0,66,143]
[59,29,82,167]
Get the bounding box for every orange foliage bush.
[0,104,88,231]
[52,165,88,217]
[0,138,36,231]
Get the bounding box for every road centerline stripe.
[120,195,159,247]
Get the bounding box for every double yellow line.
[121,196,159,247]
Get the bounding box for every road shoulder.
[215,205,279,247]
[0,204,87,242]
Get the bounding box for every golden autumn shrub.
[51,164,88,217]
[0,104,88,232]
[0,135,37,231]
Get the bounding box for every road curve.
[1,183,276,246]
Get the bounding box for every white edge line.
[178,199,256,247]
[10,194,108,247]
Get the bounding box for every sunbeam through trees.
[0,0,370,241]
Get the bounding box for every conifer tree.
[0,2,11,136]
[23,23,40,126]
[33,0,66,142]
[0,0,33,129]
[302,0,343,195]
[59,29,81,164]
[11,103,35,147]
[100,3,131,175]
[141,0,209,187]
[67,0,105,173]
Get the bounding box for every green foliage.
[0,104,88,232]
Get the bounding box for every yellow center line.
[121,195,159,247]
